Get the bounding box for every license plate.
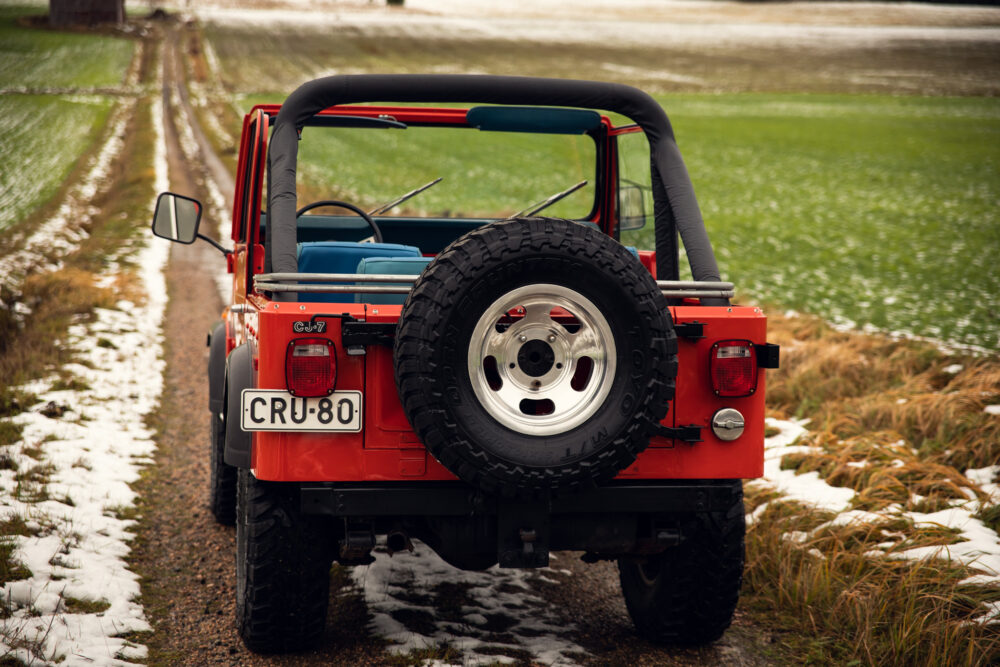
[241,390,362,432]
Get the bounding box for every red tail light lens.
[710,339,757,397]
[285,338,336,397]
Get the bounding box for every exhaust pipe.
[386,529,413,555]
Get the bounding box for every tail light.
[710,339,757,397]
[286,338,336,397]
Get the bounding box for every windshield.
[295,125,597,220]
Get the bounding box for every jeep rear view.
[151,74,779,652]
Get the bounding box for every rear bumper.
[300,480,739,517]
[300,480,742,568]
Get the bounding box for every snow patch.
[355,542,588,665]
[761,418,854,513]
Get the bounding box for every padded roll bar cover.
[223,343,253,468]
[207,320,226,414]
[266,75,724,300]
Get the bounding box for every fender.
[207,320,227,414]
[224,343,253,468]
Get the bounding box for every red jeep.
[152,75,778,653]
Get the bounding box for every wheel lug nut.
[547,334,556,342]
[518,334,527,343]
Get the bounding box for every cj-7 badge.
[292,320,327,333]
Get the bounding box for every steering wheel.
[295,199,383,244]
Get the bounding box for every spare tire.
[394,217,677,498]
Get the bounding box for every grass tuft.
[0,423,23,449]
[62,597,110,615]
[0,540,32,587]
[767,312,1000,470]
[386,643,463,667]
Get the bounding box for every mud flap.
[224,343,253,468]
[207,320,226,414]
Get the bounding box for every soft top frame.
[266,74,723,299]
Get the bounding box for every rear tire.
[618,481,745,645]
[236,469,332,653]
[208,411,236,525]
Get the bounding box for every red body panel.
[637,306,766,479]
[243,300,766,482]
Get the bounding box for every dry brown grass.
[767,312,1000,470]
[742,312,1000,665]
[0,269,116,389]
[744,488,1000,666]
[781,433,984,514]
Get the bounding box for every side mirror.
[152,192,202,244]
[619,183,647,231]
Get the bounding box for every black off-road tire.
[236,469,332,653]
[618,481,745,645]
[208,411,237,525]
[394,217,677,499]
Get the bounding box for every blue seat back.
[296,241,421,303]
[355,256,433,305]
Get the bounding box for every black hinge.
[675,321,705,340]
[653,424,703,443]
[342,321,396,347]
[756,343,780,369]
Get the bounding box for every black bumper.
[300,480,742,568]
[301,480,738,517]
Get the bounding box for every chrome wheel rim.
[467,283,616,436]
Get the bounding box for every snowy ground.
[0,79,169,666]
[355,548,587,665]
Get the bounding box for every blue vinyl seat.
[296,241,422,303]
[355,256,433,305]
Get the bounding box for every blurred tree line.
[49,0,124,26]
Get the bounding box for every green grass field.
[294,120,596,220]
[0,7,134,90]
[0,6,134,235]
[629,94,1000,351]
[0,95,113,233]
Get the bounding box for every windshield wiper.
[369,177,443,216]
[515,180,588,217]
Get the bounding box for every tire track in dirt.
[133,22,768,666]
[132,25,386,665]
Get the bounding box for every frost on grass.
[0,96,112,234]
[354,544,587,666]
